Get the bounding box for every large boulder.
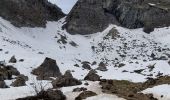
[64,0,170,34]
[9,56,17,63]
[64,0,119,35]
[0,0,65,27]
[84,70,100,81]
[32,57,62,80]
[10,75,28,87]
[96,62,108,71]
[52,70,82,88]
[0,81,8,88]
[0,65,20,80]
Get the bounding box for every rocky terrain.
[0,0,65,27]
[0,0,170,100]
[64,0,170,34]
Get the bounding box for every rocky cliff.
[0,0,65,27]
[64,0,170,35]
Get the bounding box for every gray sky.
[48,0,77,14]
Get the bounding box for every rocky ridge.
[65,0,170,34]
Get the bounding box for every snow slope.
[0,16,170,99]
[142,84,170,100]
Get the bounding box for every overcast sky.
[48,0,78,14]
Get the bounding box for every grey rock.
[0,81,7,88]
[52,70,82,88]
[75,91,97,100]
[82,63,91,70]
[46,89,66,100]
[11,76,26,87]
[96,62,108,71]
[84,70,100,81]
[32,57,62,80]
[0,0,65,27]
[9,56,17,63]
[65,0,170,35]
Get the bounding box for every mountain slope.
[1,16,170,99]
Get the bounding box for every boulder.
[5,65,20,76]
[0,0,65,27]
[96,62,108,71]
[0,81,7,88]
[84,70,100,81]
[82,63,91,70]
[63,70,73,78]
[11,74,28,87]
[73,87,87,92]
[75,91,97,100]
[32,57,62,80]
[9,56,17,63]
[46,89,66,100]
[64,0,119,35]
[0,65,20,80]
[52,71,82,88]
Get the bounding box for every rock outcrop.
[52,70,82,88]
[75,91,97,100]
[32,57,62,80]
[64,0,170,34]
[0,0,65,27]
[84,70,100,81]
[10,75,28,87]
[9,56,17,63]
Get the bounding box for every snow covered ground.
[0,15,170,99]
[142,84,170,100]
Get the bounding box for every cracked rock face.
[0,0,65,27]
[63,0,119,35]
[65,0,170,35]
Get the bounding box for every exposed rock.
[64,0,119,35]
[74,64,80,67]
[0,0,65,27]
[84,70,100,81]
[32,57,62,80]
[100,79,158,100]
[65,0,170,35]
[96,62,108,71]
[0,65,20,80]
[52,70,82,88]
[0,80,8,88]
[75,91,97,100]
[6,65,20,76]
[16,89,66,100]
[73,87,87,92]
[11,76,27,87]
[63,70,73,78]
[9,56,17,63]
[19,59,24,62]
[82,63,91,70]
[46,89,66,100]
[17,74,28,81]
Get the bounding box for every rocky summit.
[64,0,170,35]
[0,0,65,27]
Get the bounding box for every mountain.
[0,0,170,100]
[64,0,170,35]
[0,0,65,27]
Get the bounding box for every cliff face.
[64,0,170,35]
[0,0,65,27]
